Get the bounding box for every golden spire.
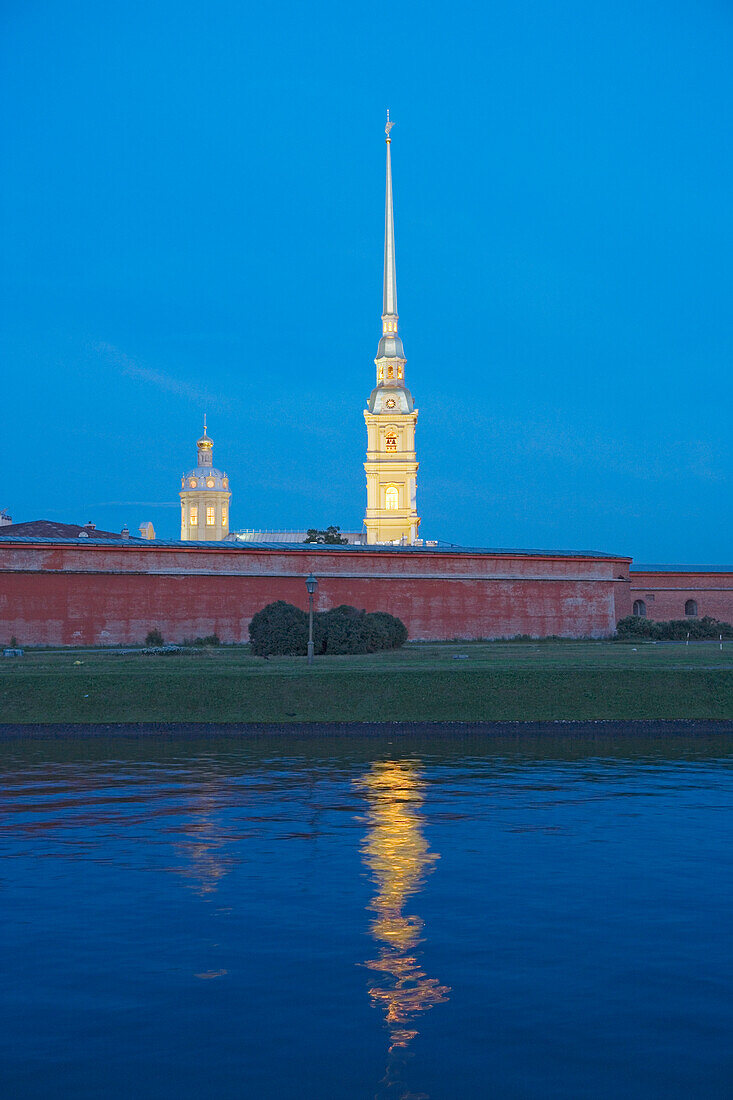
[383,112,398,321]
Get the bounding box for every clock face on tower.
[385,398,396,410]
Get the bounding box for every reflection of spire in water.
[176,788,231,897]
[360,761,450,1098]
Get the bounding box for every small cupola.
[197,418,214,467]
[180,417,232,542]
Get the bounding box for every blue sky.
[2,0,731,562]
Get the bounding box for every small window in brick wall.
[685,599,698,617]
[633,600,647,617]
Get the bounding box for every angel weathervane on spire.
[385,109,395,141]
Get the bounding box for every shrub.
[249,601,309,656]
[656,619,697,641]
[616,616,659,639]
[662,616,733,640]
[319,605,408,654]
[248,601,408,657]
[145,628,164,646]
[320,605,370,654]
[617,615,733,641]
[365,610,407,651]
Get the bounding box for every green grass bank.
[1,642,731,724]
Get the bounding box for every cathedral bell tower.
[363,112,420,545]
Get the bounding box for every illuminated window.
[206,506,215,526]
[189,478,197,488]
[222,506,227,527]
[386,433,397,451]
[378,367,384,382]
[206,477,215,488]
[685,599,698,617]
[385,486,399,510]
[222,478,229,488]
[190,506,198,526]
[633,599,646,617]
[387,365,394,379]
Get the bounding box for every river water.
[1,726,731,1099]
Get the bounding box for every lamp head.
[305,573,318,595]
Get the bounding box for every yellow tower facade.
[179,421,231,541]
[364,113,420,545]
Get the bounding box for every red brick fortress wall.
[0,540,632,646]
[630,568,733,623]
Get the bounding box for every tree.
[303,526,348,545]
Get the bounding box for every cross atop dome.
[197,415,212,451]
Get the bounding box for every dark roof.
[0,535,626,559]
[631,564,733,574]
[0,520,132,539]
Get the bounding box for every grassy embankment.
[0,641,731,724]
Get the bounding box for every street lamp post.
[305,573,318,665]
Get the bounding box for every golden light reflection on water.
[360,761,450,1098]
[175,789,230,897]
[173,785,233,981]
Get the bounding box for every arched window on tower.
[633,599,646,618]
[685,599,698,617]
[386,433,397,452]
[385,486,399,511]
[189,505,198,526]
[206,506,215,526]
